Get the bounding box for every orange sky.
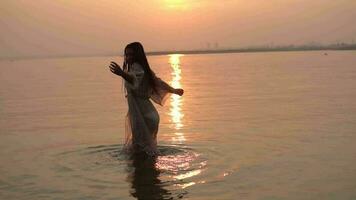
[1,0,355,58]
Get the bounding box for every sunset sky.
[1,0,355,58]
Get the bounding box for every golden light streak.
[174,169,202,180]
[168,54,185,143]
[178,182,196,189]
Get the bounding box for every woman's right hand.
[174,88,184,96]
[109,61,124,76]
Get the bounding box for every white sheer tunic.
[123,62,174,156]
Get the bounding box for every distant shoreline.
[1,44,356,60]
[146,44,356,56]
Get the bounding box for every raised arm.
[150,75,184,105]
[154,77,184,96]
[109,62,134,84]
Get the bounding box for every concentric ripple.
[51,144,208,199]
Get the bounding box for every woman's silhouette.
[109,42,184,156]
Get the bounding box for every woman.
[109,42,184,156]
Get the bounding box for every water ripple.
[51,144,208,199]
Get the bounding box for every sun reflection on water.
[168,54,185,144]
[155,150,205,189]
[153,55,206,190]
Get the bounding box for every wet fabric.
[122,62,174,156]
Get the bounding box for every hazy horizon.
[1,0,355,58]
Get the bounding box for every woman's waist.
[127,91,150,99]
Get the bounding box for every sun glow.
[163,0,189,10]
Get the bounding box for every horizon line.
[1,43,356,61]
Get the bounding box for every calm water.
[1,51,356,200]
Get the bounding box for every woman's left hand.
[109,61,124,76]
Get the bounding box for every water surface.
[1,51,356,199]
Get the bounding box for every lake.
[1,51,356,199]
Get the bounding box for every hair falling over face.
[124,42,157,91]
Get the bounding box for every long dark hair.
[124,42,156,90]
